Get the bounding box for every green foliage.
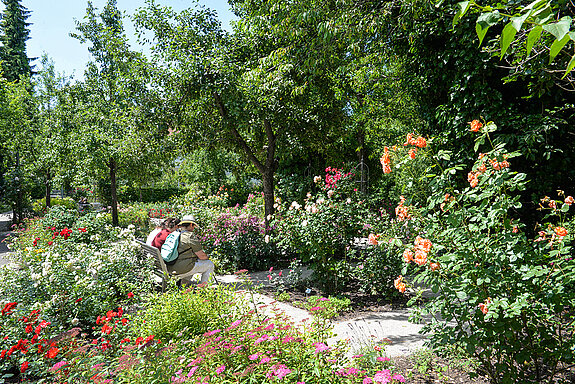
[116,185,187,203]
[40,205,79,230]
[31,196,76,213]
[384,121,575,383]
[452,0,575,76]
[102,203,150,237]
[129,285,247,342]
[356,242,404,296]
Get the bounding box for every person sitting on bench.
[168,215,214,285]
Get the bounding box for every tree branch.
[212,91,265,173]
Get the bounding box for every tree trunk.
[45,169,52,208]
[262,161,275,225]
[213,92,278,224]
[109,157,119,227]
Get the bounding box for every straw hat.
[180,215,199,227]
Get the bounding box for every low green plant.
[275,291,291,302]
[299,295,352,319]
[129,284,249,342]
[32,197,77,213]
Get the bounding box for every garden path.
[217,270,428,357]
[0,231,13,268]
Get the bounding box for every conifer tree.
[0,0,33,81]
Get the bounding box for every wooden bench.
[135,239,171,292]
[135,239,218,290]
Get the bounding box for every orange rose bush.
[382,122,575,383]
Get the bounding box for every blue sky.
[0,1,235,79]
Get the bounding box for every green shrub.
[356,242,404,296]
[271,167,382,293]
[32,197,77,213]
[40,205,79,229]
[129,284,249,342]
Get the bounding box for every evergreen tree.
[0,0,33,81]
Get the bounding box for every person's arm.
[194,250,209,260]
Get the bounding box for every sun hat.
[180,215,199,227]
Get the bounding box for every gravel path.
[218,270,428,357]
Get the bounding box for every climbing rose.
[469,119,482,132]
[414,136,427,148]
[429,262,440,271]
[394,276,406,293]
[402,249,413,263]
[554,227,568,237]
[20,361,29,373]
[479,297,492,315]
[413,250,428,266]
[468,172,479,188]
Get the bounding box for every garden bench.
[135,239,218,291]
[135,239,171,292]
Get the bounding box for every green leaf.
[542,16,572,41]
[532,4,553,24]
[474,136,485,152]
[511,13,531,32]
[526,25,543,57]
[522,0,548,12]
[563,53,575,79]
[453,1,471,27]
[500,22,518,58]
[476,11,502,46]
[549,34,570,63]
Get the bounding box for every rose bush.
[378,121,575,383]
[1,209,154,332]
[271,167,383,293]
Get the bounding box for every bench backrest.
[135,239,169,277]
